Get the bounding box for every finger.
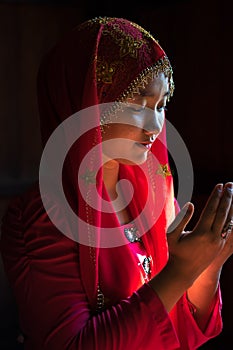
[167,202,194,237]
[195,183,223,231]
[212,182,233,234]
[224,198,233,227]
[217,184,233,238]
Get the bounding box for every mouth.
[137,142,153,150]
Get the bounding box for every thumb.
[167,202,194,237]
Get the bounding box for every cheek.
[117,108,145,129]
[101,124,121,140]
[159,114,165,128]
[102,123,142,140]
[121,125,143,140]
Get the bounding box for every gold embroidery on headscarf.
[80,168,96,185]
[78,17,159,46]
[96,59,117,84]
[118,34,143,58]
[156,164,172,177]
[102,26,145,59]
[130,21,160,43]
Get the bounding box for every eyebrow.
[139,90,170,98]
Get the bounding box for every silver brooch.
[124,226,142,243]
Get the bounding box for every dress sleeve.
[0,195,222,350]
[169,288,222,349]
[170,197,223,348]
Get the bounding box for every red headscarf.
[37,17,176,310]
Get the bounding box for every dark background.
[0,0,232,349]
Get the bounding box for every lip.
[137,142,153,149]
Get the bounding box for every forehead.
[141,72,169,95]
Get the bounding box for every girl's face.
[101,72,170,165]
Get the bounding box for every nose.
[143,107,164,136]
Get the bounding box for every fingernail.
[182,202,190,210]
[182,202,191,215]
[217,184,223,192]
[226,182,233,193]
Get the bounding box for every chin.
[117,154,148,166]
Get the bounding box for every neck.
[103,159,132,225]
[103,159,119,199]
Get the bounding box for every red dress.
[0,182,222,350]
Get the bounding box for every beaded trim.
[77,16,115,31]
[100,55,174,126]
[96,283,105,311]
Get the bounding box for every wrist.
[148,259,194,312]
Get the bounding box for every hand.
[205,184,233,270]
[167,182,233,285]
[148,182,233,313]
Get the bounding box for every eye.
[157,105,168,112]
[127,103,145,112]
[130,106,145,112]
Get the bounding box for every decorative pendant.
[124,226,142,243]
[142,256,152,275]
